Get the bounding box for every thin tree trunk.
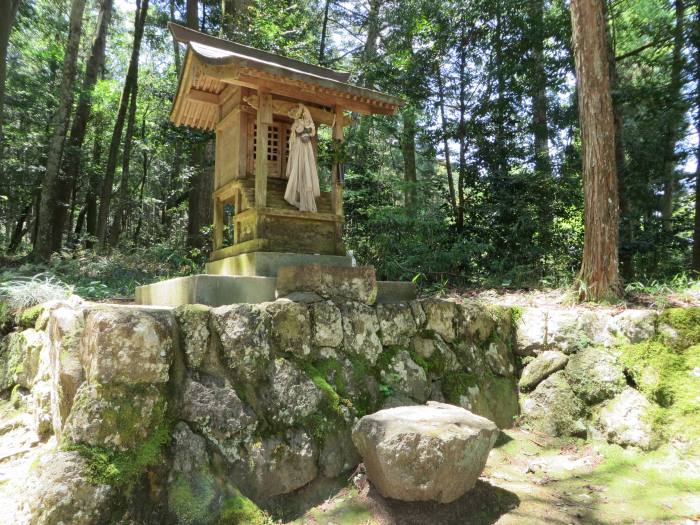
[318,0,331,64]
[456,24,467,232]
[170,0,181,73]
[570,0,620,301]
[436,67,457,220]
[530,0,551,177]
[33,0,87,261]
[400,108,417,212]
[96,0,148,248]
[187,0,198,28]
[133,113,149,246]
[0,0,21,179]
[108,75,139,246]
[85,118,104,247]
[661,0,685,232]
[7,204,31,254]
[54,0,113,251]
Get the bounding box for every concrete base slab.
[376,280,417,304]
[135,275,276,307]
[205,251,354,277]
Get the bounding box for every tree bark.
[108,73,139,246]
[436,67,457,220]
[85,117,104,247]
[7,204,31,254]
[53,0,113,251]
[400,108,417,212]
[456,24,467,232]
[96,0,148,248]
[570,0,620,301]
[187,0,198,28]
[530,0,551,177]
[0,0,21,179]
[33,0,87,261]
[661,0,685,232]
[693,0,700,272]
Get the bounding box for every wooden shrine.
[169,23,402,262]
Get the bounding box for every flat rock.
[519,350,569,391]
[352,402,499,503]
[276,264,378,304]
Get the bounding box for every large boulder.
[565,347,626,404]
[212,303,271,380]
[276,264,378,305]
[64,383,165,451]
[338,301,382,365]
[22,450,114,525]
[454,303,497,343]
[81,308,174,385]
[608,310,657,344]
[352,402,499,503]
[597,387,658,450]
[520,371,586,437]
[519,350,569,391]
[516,308,609,355]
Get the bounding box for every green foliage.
[0,274,72,309]
[217,489,271,525]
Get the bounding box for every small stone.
[352,402,499,503]
[173,304,211,370]
[519,350,569,391]
[260,358,322,426]
[380,350,430,402]
[310,300,344,348]
[276,264,378,305]
[421,299,457,342]
[376,303,417,347]
[212,303,271,380]
[338,301,382,365]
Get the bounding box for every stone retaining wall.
[0,296,519,524]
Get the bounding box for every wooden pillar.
[332,106,344,254]
[255,89,272,208]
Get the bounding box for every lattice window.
[252,124,279,161]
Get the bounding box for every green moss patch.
[659,307,700,350]
[441,370,479,404]
[218,489,271,525]
[169,470,218,525]
[65,415,172,491]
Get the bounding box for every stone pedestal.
[205,251,353,277]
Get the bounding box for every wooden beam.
[188,88,219,105]
[243,94,352,127]
[255,89,272,211]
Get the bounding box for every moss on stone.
[217,489,270,525]
[298,361,346,444]
[64,407,172,492]
[619,338,700,444]
[659,307,700,350]
[168,470,217,525]
[17,304,43,329]
[441,370,479,404]
[0,301,12,334]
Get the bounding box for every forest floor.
[269,428,700,525]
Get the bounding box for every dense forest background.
[0,0,699,298]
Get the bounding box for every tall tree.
[693,0,700,272]
[33,0,87,261]
[570,0,620,300]
[660,0,686,232]
[0,0,21,177]
[96,0,149,248]
[53,0,113,251]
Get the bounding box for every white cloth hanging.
[284,104,320,212]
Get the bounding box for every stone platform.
[205,251,353,277]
